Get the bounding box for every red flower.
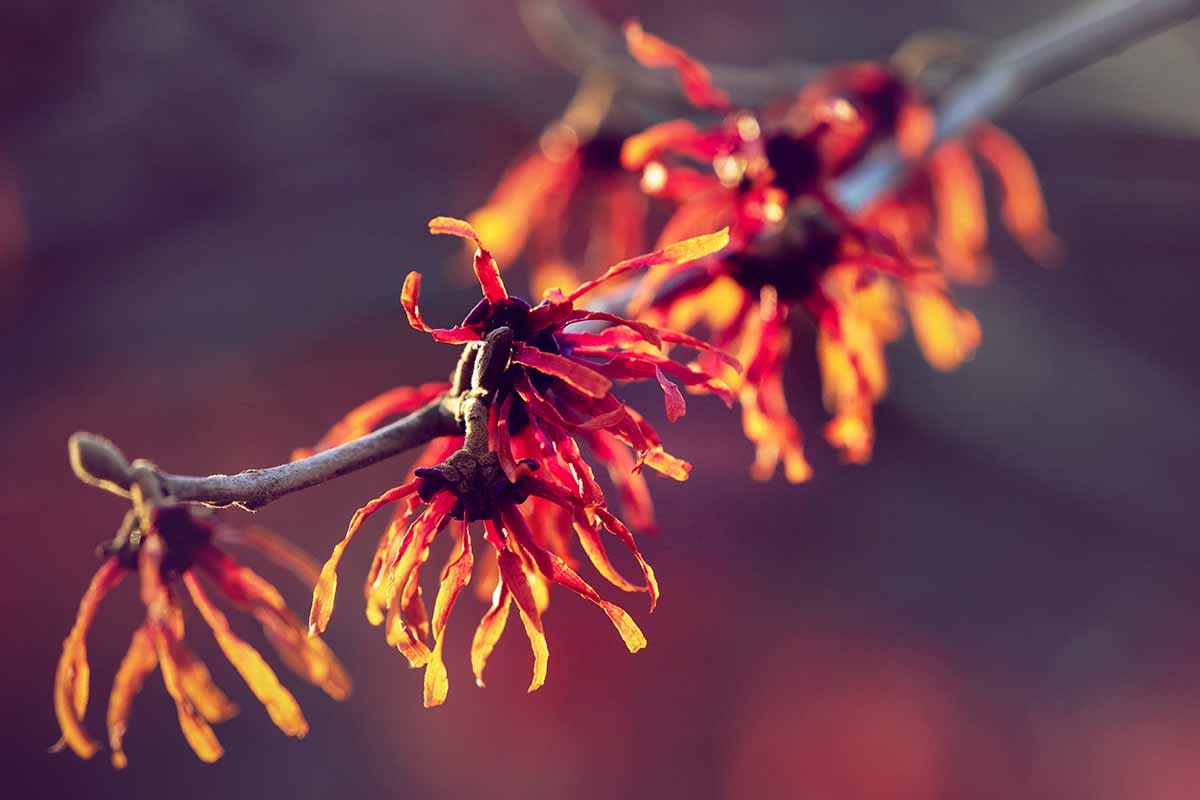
[401,216,734,476]
[53,487,349,768]
[304,216,733,705]
[616,22,1055,477]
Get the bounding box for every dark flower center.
[99,505,212,574]
[579,134,625,172]
[725,203,844,302]
[415,453,537,521]
[763,132,823,197]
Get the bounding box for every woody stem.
[836,0,1200,210]
[69,398,461,512]
[460,327,514,456]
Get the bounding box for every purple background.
[3,2,1199,798]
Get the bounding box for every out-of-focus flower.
[616,22,1055,477]
[53,487,349,768]
[467,73,650,298]
[304,216,733,705]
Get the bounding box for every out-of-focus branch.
[590,0,1200,314]
[519,0,819,108]
[69,398,461,512]
[836,0,1200,210]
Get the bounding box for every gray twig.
[836,0,1200,211]
[69,399,461,512]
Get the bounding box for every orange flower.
[53,492,349,768]
[617,22,1054,478]
[402,215,734,505]
[304,215,733,704]
[309,455,652,707]
[869,123,1060,285]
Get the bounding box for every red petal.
[308,480,421,634]
[423,523,474,707]
[620,119,700,169]
[563,310,662,347]
[567,228,729,301]
[512,367,574,430]
[490,391,519,482]
[594,507,660,610]
[401,272,481,344]
[501,502,646,653]
[512,342,612,398]
[655,367,686,422]
[429,216,509,303]
[624,20,730,110]
[526,289,576,332]
[573,518,644,593]
[53,558,126,760]
[497,547,549,692]
[579,429,658,533]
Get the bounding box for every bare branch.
[70,398,461,512]
[836,0,1200,211]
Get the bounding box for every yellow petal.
[53,558,125,760]
[497,549,548,692]
[310,481,420,635]
[106,625,158,769]
[171,638,240,724]
[423,527,474,708]
[471,583,512,688]
[183,573,308,739]
[255,607,352,701]
[907,289,981,371]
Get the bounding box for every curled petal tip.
[428,215,481,245]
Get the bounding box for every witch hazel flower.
[304,216,732,706]
[615,21,1056,476]
[53,472,349,768]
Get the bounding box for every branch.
[69,398,461,512]
[835,0,1200,211]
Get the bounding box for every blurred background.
[3,1,1199,798]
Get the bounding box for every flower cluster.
[51,16,1069,770]
[611,21,1055,476]
[54,480,349,768]
[303,216,732,705]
